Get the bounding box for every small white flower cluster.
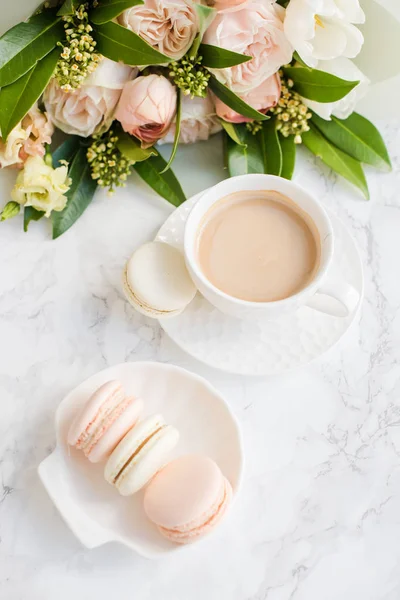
[55,3,100,92]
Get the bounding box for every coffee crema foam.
[196,191,321,303]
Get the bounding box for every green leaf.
[52,147,98,239]
[303,124,369,199]
[0,201,20,222]
[219,120,246,146]
[133,153,186,207]
[224,127,264,177]
[199,44,251,69]
[0,11,63,87]
[90,0,144,25]
[52,136,81,168]
[160,90,181,173]
[311,112,391,170]
[24,207,44,232]
[260,119,282,176]
[190,5,216,57]
[57,0,81,16]
[0,48,59,141]
[209,75,269,121]
[284,67,359,103]
[95,21,171,66]
[279,134,296,180]
[117,130,157,162]
[292,51,310,69]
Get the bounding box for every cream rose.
[119,0,199,60]
[203,1,292,93]
[44,59,135,138]
[115,75,177,147]
[160,94,221,144]
[214,73,281,123]
[11,156,71,217]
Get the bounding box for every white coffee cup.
[184,174,360,321]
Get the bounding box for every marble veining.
[1,123,400,599]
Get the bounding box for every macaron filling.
[112,425,165,485]
[158,478,232,543]
[123,267,179,316]
[75,387,124,449]
[83,396,139,458]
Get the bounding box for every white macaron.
[123,241,196,318]
[104,414,179,496]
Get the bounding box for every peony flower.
[203,1,292,93]
[302,57,369,120]
[160,94,221,144]
[284,0,365,68]
[119,0,199,60]
[115,75,177,147]
[44,59,135,137]
[214,73,281,123]
[0,105,54,168]
[11,156,71,217]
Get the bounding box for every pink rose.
[214,73,281,123]
[203,1,292,93]
[213,0,248,9]
[115,75,177,147]
[43,59,134,138]
[160,94,221,144]
[119,0,199,60]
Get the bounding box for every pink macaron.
[67,380,143,463]
[144,455,232,544]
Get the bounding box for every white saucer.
[38,362,244,558]
[156,193,364,377]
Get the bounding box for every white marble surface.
[1,118,400,599]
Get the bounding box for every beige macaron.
[123,241,196,318]
[104,414,179,496]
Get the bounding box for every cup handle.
[306,278,360,317]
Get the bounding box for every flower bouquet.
[0,0,392,237]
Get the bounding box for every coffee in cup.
[196,190,321,303]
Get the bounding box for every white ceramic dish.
[156,192,364,377]
[38,362,244,558]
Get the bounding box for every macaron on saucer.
[38,362,243,558]
[123,241,196,318]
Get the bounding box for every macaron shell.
[67,380,124,448]
[116,425,179,496]
[143,455,225,529]
[86,396,144,463]
[125,242,196,313]
[158,478,232,544]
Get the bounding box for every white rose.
[284,0,365,68]
[44,59,135,137]
[11,156,71,217]
[159,94,221,144]
[302,58,369,120]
